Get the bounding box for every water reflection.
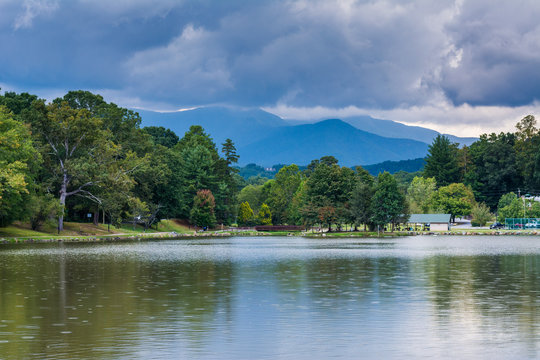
[0,236,539,359]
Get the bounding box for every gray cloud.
[1,0,540,130]
[439,0,540,107]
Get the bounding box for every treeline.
[2,88,540,232]
[236,115,540,229]
[0,90,238,231]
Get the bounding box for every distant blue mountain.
[137,106,287,147]
[237,119,429,166]
[337,115,477,146]
[137,106,475,167]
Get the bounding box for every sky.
[1,0,540,137]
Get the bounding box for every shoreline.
[2,229,540,244]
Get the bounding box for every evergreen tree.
[222,138,239,166]
[370,172,406,231]
[424,135,460,187]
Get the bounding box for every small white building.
[407,214,452,231]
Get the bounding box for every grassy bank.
[0,219,200,243]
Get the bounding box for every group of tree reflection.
[0,245,539,357]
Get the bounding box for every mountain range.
[137,106,476,167]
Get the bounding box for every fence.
[505,218,540,230]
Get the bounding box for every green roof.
[407,214,451,223]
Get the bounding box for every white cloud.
[264,101,540,137]
[13,0,58,30]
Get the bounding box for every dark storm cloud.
[439,0,540,107]
[1,0,540,112]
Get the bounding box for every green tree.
[498,197,526,221]
[407,176,436,213]
[175,126,238,225]
[266,164,303,224]
[237,201,254,226]
[257,203,272,225]
[464,132,521,209]
[238,184,264,213]
[0,107,40,225]
[143,126,179,148]
[26,101,134,231]
[26,193,62,230]
[424,135,460,187]
[350,169,375,230]
[370,172,406,231]
[470,203,493,227]
[303,158,355,231]
[498,192,517,210]
[0,91,38,115]
[177,144,218,217]
[190,189,217,228]
[222,138,239,166]
[431,183,475,222]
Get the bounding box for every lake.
[0,236,539,359]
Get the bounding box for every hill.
[323,115,476,146]
[237,119,429,166]
[137,106,475,166]
[137,106,287,147]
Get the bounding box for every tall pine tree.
[424,135,460,187]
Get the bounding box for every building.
[407,214,452,231]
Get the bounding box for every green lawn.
[0,219,193,240]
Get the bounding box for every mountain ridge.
[138,106,476,167]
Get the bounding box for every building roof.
[407,214,451,223]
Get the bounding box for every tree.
[464,132,521,209]
[0,91,38,115]
[237,201,254,226]
[190,190,216,228]
[350,170,375,230]
[424,135,460,187]
[430,183,475,222]
[26,101,134,231]
[0,107,40,225]
[126,197,149,230]
[497,192,517,212]
[266,164,303,224]
[26,193,61,230]
[498,197,526,222]
[175,126,238,225]
[238,185,264,213]
[303,158,355,230]
[350,181,374,231]
[177,144,218,217]
[222,138,239,166]
[370,172,406,231]
[143,126,179,148]
[257,203,272,225]
[470,203,492,227]
[407,176,436,213]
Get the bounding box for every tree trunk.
[58,174,67,232]
[93,209,99,225]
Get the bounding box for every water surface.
[1,236,539,359]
